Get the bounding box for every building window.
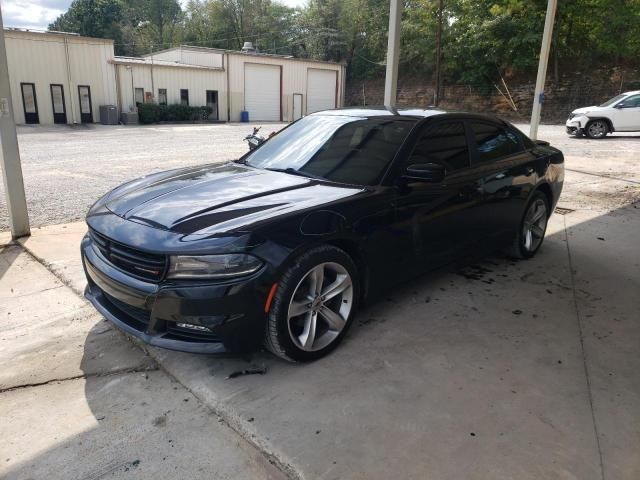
[180,89,189,106]
[135,88,144,105]
[158,88,167,105]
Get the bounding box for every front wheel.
[508,192,550,259]
[264,245,359,362]
[585,119,609,139]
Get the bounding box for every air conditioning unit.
[99,105,118,125]
[120,112,139,125]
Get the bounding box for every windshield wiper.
[264,167,324,180]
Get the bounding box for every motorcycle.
[243,126,277,151]
[244,126,266,151]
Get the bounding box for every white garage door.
[307,69,337,114]
[244,63,281,121]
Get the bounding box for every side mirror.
[404,163,446,183]
[614,103,625,109]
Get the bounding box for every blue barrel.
[240,111,249,122]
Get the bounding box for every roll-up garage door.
[307,68,337,114]
[244,63,281,121]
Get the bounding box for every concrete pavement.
[0,244,290,480]
[9,203,639,479]
[2,129,640,479]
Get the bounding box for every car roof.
[622,90,640,96]
[309,106,446,119]
[309,106,510,124]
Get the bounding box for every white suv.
[566,90,640,138]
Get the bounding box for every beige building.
[4,29,117,125]
[144,46,346,122]
[4,29,346,125]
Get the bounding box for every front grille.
[103,292,151,331]
[90,229,167,282]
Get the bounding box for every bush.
[137,103,213,124]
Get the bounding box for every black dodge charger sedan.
[83,107,564,362]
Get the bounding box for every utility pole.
[433,0,443,106]
[384,0,403,107]
[530,0,558,140]
[0,6,30,238]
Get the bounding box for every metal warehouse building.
[4,28,345,125]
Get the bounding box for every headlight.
[167,254,263,279]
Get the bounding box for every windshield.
[244,115,416,186]
[599,94,627,107]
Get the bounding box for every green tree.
[49,0,125,48]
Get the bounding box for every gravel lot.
[1,121,639,230]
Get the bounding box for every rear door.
[468,121,537,244]
[392,119,483,272]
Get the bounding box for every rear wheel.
[508,191,549,259]
[264,245,359,362]
[585,119,609,139]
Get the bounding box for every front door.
[613,94,640,131]
[293,94,303,120]
[392,120,482,272]
[206,90,218,120]
[50,84,67,124]
[78,85,92,123]
[21,83,39,124]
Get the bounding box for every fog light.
[177,323,211,331]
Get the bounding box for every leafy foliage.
[137,103,213,123]
[50,0,640,86]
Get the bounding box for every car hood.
[102,163,363,236]
[571,106,601,115]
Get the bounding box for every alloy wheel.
[287,262,353,352]
[522,198,548,252]
[587,121,607,138]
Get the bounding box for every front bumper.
[566,116,586,135]
[82,234,268,354]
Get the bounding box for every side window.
[513,127,536,149]
[621,95,640,108]
[409,121,470,171]
[301,119,415,185]
[471,122,522,163]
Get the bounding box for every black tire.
[585,119,609,139]
[264,245,360,362]
[507,191,550,260]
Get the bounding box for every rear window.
[409,121,470,171]
[470,122,523,163]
